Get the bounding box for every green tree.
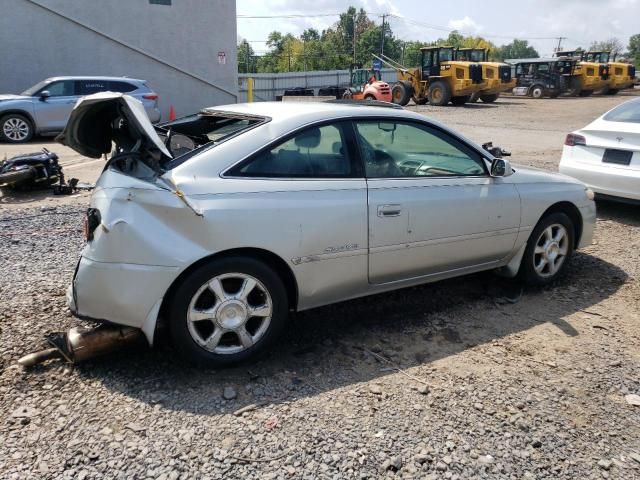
[496,39,539,60]
[237,39,256,74]
[589,38,624,56]
[629,33,640,65]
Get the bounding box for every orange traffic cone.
[169,105,176,121]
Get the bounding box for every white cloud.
[447,16,484,34]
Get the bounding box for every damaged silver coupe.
[59,93,595,366]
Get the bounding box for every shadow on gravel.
[0,187,61,205]
[596,198,640,227]
[76,251,626,416]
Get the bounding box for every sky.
[236,0,640,57]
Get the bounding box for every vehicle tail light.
[84,208,101,242]
[143,94,158,100]
[565,133,586,146]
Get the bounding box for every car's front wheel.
[519,212,575,285]
[0,114,34,143]
[168,257,288,366]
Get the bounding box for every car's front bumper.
[67,256,179,344]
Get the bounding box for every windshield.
[439,48,454,62]
[603,99,640,123]
[458,50,485,62]
[21,80,50,96]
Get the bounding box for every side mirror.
[490,158,513,177]
[39,90,51,101]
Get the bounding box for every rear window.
[77,80,108,95]
[160,111,268,169]
[603,100,640,123]
[109,81,137,93]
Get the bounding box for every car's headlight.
[585,188,595,201]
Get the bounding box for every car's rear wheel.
[168,257,288,366]
[0,114,33,143]
[519,212,574,285]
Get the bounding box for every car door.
[354,119,521,284]
[33,80,79,132]
[225,121,368,309]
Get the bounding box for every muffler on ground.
[17,325,146,367]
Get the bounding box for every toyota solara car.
[560,97,640,203]
[58,93,595,366]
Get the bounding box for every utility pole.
[380,14,388,56]
[353,13,357,66]
[555,37,566,53]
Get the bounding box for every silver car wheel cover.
[3,117,30,141]
[533,223,569,278]
[187,273,272,355]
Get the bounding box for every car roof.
[44,76,146,83]
[201,101,420,124]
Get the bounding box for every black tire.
[604,88,619,95]
[480,93,499,103]
[567,78,582,97]
[168,256,289,367]
[0,168,35,187]
[0,113,34,143]
[364,94,376,100]
[342,90,353,99]
[530,85,545,99]
[391,81,412,106]
[451,95,470,106]
[412,96,428,105]
[428,80,451,106]
[468,92,480,103]
[518,212,575,286]
[579,90,593,97]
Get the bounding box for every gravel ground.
[1,93,640,479]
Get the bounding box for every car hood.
[0,94,29,102]
[56,92,171,159]
[511,164,585,186]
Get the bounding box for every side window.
[355,121,486,178]
[109,81,137,93]
[77,80,108,95]
[45,80,75,97]
[230,123,354,178]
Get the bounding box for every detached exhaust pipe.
[18,325,146,367]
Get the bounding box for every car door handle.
[377,204,402,217]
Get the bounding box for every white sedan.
[560,97,640,203]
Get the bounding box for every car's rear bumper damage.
[68,256,179,344]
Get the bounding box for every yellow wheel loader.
[373,46,484,106]
[455,48,516,103]
[583,51,636,95]
[556,50,609,96]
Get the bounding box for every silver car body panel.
[65,101,596,345]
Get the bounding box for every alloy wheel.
[3,117,30,142]
[533,224,569,278]
[186,273,272,354]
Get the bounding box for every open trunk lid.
[56,92,172,159]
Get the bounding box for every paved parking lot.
[1,92,639,479]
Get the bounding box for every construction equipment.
[374,46,484,107]
[583,51,636,94]
[342,65,392,102]
[555,50,609,96]
[506,57,578,98]
[455,48,516,103]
